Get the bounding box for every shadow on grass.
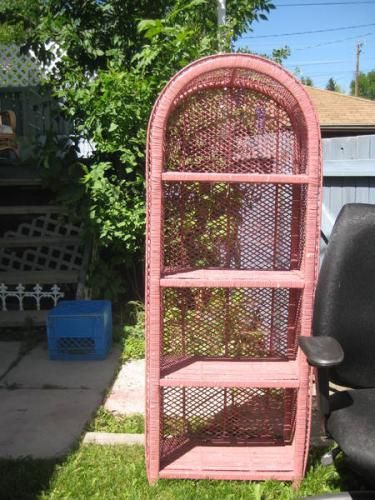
[0,457,58,500]
[298,447,366,498]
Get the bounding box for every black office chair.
[300,203,375,487]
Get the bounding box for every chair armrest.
[299,336,344,367]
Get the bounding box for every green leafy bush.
[2,0,276,301]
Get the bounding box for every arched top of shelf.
[147,54,321,179]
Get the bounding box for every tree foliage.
[350,70,375,100]
[294,67,313,87]
[1,0,275,299]
[0,0,38,43]
[326,77,342,93]
[244,45,290,65]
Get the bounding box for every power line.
[295,32,375,50]
[241,23,375,39]
[276,1,375,6]
[293,69,354,75]
[242,31,375,47]
[288,65,375,78]
[286,56,375,69]
[286,59,350,65]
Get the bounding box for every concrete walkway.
[0,342,120,459]
[105,359,145,415]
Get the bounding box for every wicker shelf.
[160,358,299,387]
[146,54,322,483]
[159,385,297,477]
[159,444,295,480]
[160,269,305,288]
[162,172,310,184]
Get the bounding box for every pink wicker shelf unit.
[145,54,322,484]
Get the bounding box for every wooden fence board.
[321,135,375,258]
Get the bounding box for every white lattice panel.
[0,214,83,272]
[0,44,42,87]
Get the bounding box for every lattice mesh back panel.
[162,287,302,367]
[164,182,306,272]
[161,387,297,464]
[166,67,307,174]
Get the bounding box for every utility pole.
[355,42,363,97]
[217,0,226,51]
[217,0,226,26]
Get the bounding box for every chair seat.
[327,388,375,482]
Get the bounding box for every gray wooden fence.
[321,134,375,257]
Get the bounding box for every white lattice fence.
[0,214,84,313]
[0,44,42,87]
[0,214,83,272]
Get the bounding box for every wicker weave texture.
[161,387,297,467]
[166,68,307,175]
[164,182,306,272]
[162,287,302,364]
[146,54,322,484]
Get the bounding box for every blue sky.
[235,0,375,93]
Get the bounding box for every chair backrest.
[313,203,375,388]
[0,110,16,132]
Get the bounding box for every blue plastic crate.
[47,300,112,360]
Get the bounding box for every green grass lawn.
[0,391,366,500]
[0,442,364,500]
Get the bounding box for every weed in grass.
[297,447,363,498]
[121,301,145,361]
[122,335,145,360]
[88,408,144,434]
[112,301,145,360]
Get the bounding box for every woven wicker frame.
[146,54,321,484]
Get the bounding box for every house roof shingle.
[304,86,375,131]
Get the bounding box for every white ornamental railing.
[0,283,64,311]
